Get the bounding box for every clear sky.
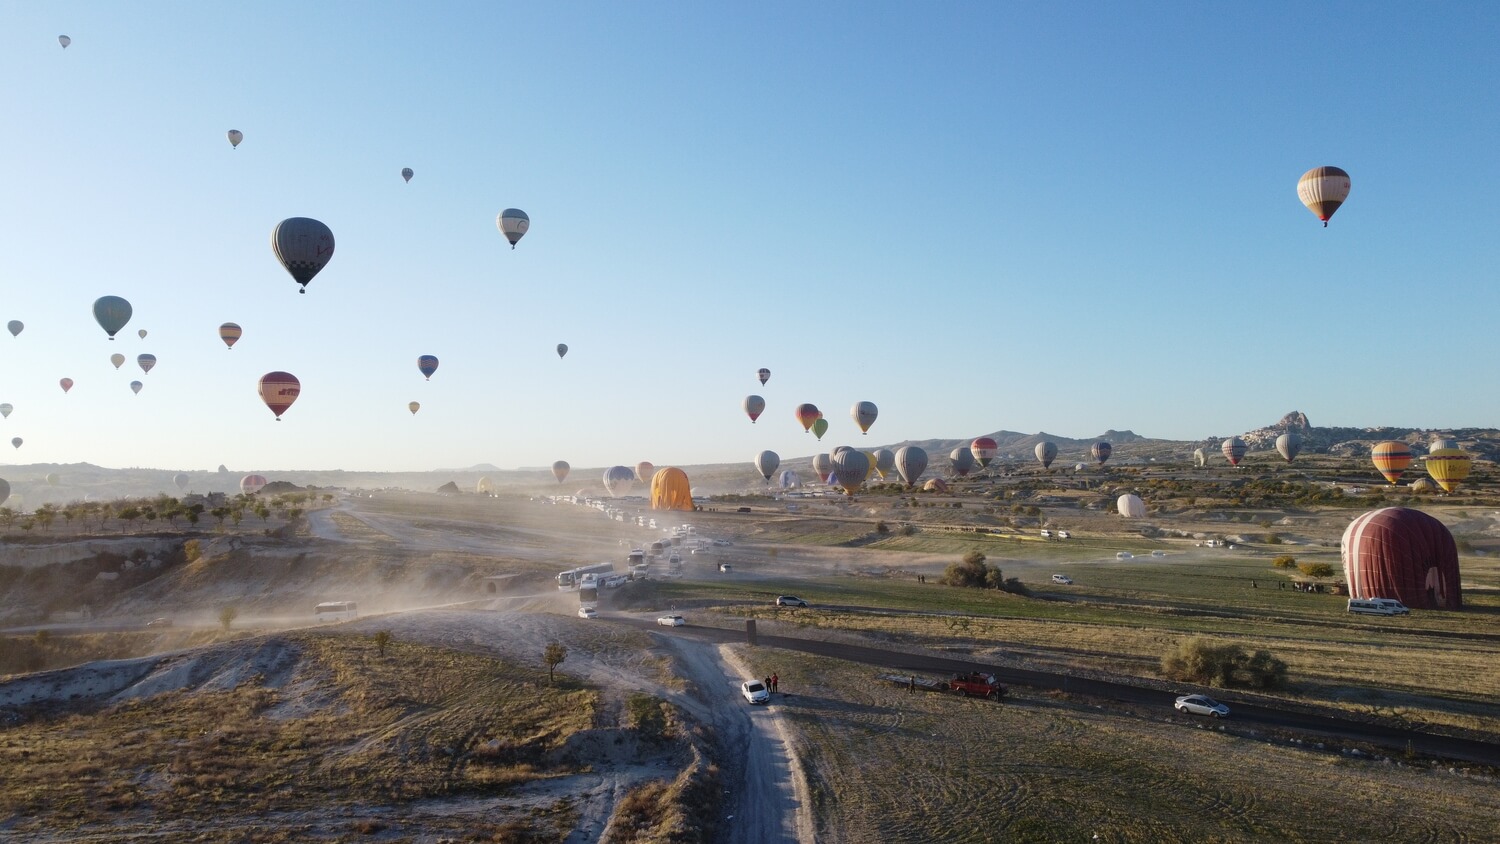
[1,2,1497,473]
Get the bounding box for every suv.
[1050,574,1073,585]
[776,596,808,607]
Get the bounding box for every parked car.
[718,562,733,573]
[1050,574,1073,585]
[776,596,808,607]
[577,606,598,619]
[1057,531,1071,539]
[712,539,733,547]
[145,617,173,628]
[741,680,771,704]
[656,614,685,627]
[1174,694,1230,718]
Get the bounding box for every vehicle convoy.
[881,671,1006,700]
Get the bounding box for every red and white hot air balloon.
[258,371,301,420]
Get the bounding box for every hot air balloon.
[552,461,570,483]
[1369,441,1413,484]
[138,329,147,339]
[1275,432,1302,463]
[557,344,568,359]
[58,35,70,48]
[477,477,495,495]
[1297,166,1350,227]
[9,438,19,449]
[59,378,73,393]
[811,453,833,483]
[812,418,829,441]
[93,295,132,340]
[1193,448,1207,467]
[130,381,143,394]
[6,321,21,337]
[1342,508,1461,609]
[830,448,870,496]
[650,467,693,511]
[1091,442,1112,466]
[923,478,948,493]
[795,403,820,433]
[219,322,242,349]
[872,448,895,480]
[1425,447,1472,494]
[110,353,125,369]
[1075,463,1087,472]
[971,437,998,468]
[174,473,189,491]
[227,129,243,149]
[137,354,156,374]
[949,448,975,478]
[0,478,9,507]
[850,401,878,435]
[755,450,780,482]
[895,445,928,487]
[635,462,654,482]
[603,466,636,497]
[408,402,420,415]
[240,474,268,495]
[271,218,335,293]
[257,371,301,420]
[1117,494,1146,518]
[417,355,439,380]
[743,395,765,423]
[778,469,801,489]
[401,167,414,183]
[0,404,10,419]
[497,208,529,249]
[757,368,770,385]
[45,473,60,486]
[1036,441,1058,469]
[1430,438,1459,452]
[1221,436,1247,466]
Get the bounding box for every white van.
[1040,529,1052,538]
[1368,598,1410,615]
[1348,598,1407,616]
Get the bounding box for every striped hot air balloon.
[257,371,301,420]
[240,474,267,494]
[1342,508,1461,609]
[743,395,765,423]
[1091,442,1112,466]
[417,355,439,380]
[1036,441,1058,469]
[219,322,242,349]
[971,437,998,468]
[1371,441,1413,485]
[1221,436,1247,466]
[1425,447,1472,494]
[795,403,820,433]
[1297,166,1351,226]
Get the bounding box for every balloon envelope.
[1371,441,1413,484]
[138,329,147,339]
[257,371,301,419]
[635,461,655,482]
[557,344,568,358]
[1117,494,1146,518]
[59,378,73,393]
[1193,448,1207,467]
[603,466,636,497]
[650,467,693,511]
[850,401,878,434]
[1275,432,1302,463]
[795,403,820,432]
[46,473,60,486]
[895,445,929,487]
[408,402,420,415]
[1342,508,1460,609]
[0,404,10,418]
[6,321,21,337]
[174,473,189,491]
[1092,442,1112,465]
[949,448,975,477]
[1425,447,1472,493]
[757,368,770,385]
[93,296,132,339]
[1298,166,1350,226]
[417,355,439,380]
[811,418,829,440]
[497,208,530,248]
[755,450,780,481]
[1036,441,1058,469]
[58,35,71,48]
[129,381,143,394]
[220,322,242,349]
[110,353,125,369]
[923,478,948,493]
[271,218,335,292]
[830,448,870,495]
[743,395,765,423]
[971,437,998,468]
[552,460,570,483]
[227,129,243,148]
[401,167,414,183]
[240,474,267,495]
[872,448,895,479]
[811,453,833,483]
[9,438,19,449]
[137,354,156,374]
[778,469,801,489]
[1221,436,1247,466]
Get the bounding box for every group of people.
[763,673,779,693]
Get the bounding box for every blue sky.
[1,3,1497,473]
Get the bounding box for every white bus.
[314,601,358,622]
[558,561,615,590]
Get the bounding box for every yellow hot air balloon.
[1425,447,1471,493]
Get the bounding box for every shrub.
[1298,562,1334,578]
[875,521,889,534]
[184,540,201,563]
[1161,638,1287,689]
[1000,577,1030,597]
[899,525,917,536]
[373,630,392,657]
[1271,555,1297,569]
[1264,533,1283,545]
[941,554,989,588]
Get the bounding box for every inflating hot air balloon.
[755,450,780,482]
[271,218,335,293]
[1036,441,1058,469]
[635,462,655,483]
[557,344,568,359]
[873,448,895,480]
[1297,166,1350,227]
[0,404,10,419]
[923,478,948,494]
[1193,448,1207,468]
[58,35,70,48]
[9,438,19,449]
[408,402,420,415]
[778,469,801,489]
[1117,494,1146,518]
[811,418,829,441]
[830,448,870,496]
[603,466,636,497]
[0,478,9,506]
[795,403,819,432]
[137,354,156,374]
[971,437,998,468]
[552,461,570,483]
[257,371,300,420]
[757,368,770,385]
[1275,432,1302,463]
[240,474,267,495]
[1092,442,1112,465]
[1425,447,1472,494]
[110,353,125,369]
[401,167,414,183]
[1342,508,1461,609]
[59,378,73,393]
[476,477,495,495]
[417,355,439,380]
[1221,436,1247,466]
[949,448,975,477]
[650,467,693,511]
[6,321,21,337]
[227,129,243,149]
[174,473,189,491]
[138,329,147,339]
[46,473,60,486]
[811,453,833,483]
[93,295,132,340]
[895,445,928,487]
[850,401,878,435]
[743,395,765,423]
[497,208,529,249]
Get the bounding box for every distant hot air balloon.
[603,466,636,497]
[557,344,568,359]
[1275,431,1302,463]
[417,355,439,380]
[0,404,10,419]
[227,129,243,149]
[0,478,9,506]
[1221,436,1247,466]
[1425,447,1472,494]
[1429,438,1459,452]
[497,208,529,249]
[811,453,833,483]
[895,445,928,487]
[110,353,125,369]
[812,418,829,441]
[59,378,73,393]
[240,474,267,495]
[174,473,189,491]
[130,380,143,394]
[408,401,420,415]
[477,477,495,495]
[1036,441,1058,469]
[923,478,949,494]
[830,448,870,496]
[138,329,147,339]
[755,450,780,482]
[137,354,156,374]
[220,322,242,349]
[778,469,801,489]
[851,401,878,435]
[45,473,60,486]
[1092,442,1112,465]
[795,403,820,433]
[1193,448,1207,468]
[271,218,335,293]
[1075,463,1087,472]
[257,371,301,420]
[1370,441,1414,484]
[743,395,765,423]
[971,437,998,468]
[1297,166,1350,227]
[949,448,975,477]
[93,295,132,339]
[401,167,414,183]
[552,460,570,483]
[757,368,770,385]
[58,35,70,48]
[872,448,895,480]
[1117,494,1147,518]
[6,321,21,337]
[10,438,19,449]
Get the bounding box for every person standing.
[908,675,916,694]
[771,673,779,693]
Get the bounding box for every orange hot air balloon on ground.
[1370,441,1413,485]
[795,403,820,432]
[1425,447,1472,493]
[650,467,694,511]
[258,371,301,420]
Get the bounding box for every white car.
[741,680,771,704]
[1050,574,1073,585]
[712,539,733,547]
[1174,694,1230,718]
[577,606,598,619]
[1057,531,1071,539]
[656,614,685,627]
[775,595,808,607]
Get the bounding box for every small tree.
[1272,555,1297,569]
[373,630,392,657]
[1298,562,1334,578]
[543,642,568,684]
[218,605,238,631]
